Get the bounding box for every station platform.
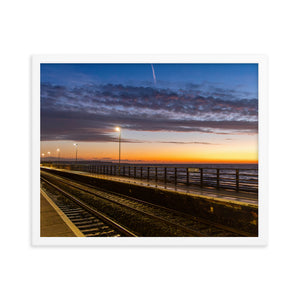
[95,173,258,205]
[42,166,258,205]
[40,189,84,237]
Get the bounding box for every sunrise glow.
[40,63,258,164]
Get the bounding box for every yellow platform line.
[40,189,85,237]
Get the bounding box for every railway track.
[41,170,252,237]
[41,178,137,237]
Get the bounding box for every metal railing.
[42,163,258,193]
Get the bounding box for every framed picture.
[32,54,268,246]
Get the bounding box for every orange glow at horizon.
[40,138,258,164]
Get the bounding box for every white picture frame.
[32,54,268,246]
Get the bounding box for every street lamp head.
[47,152,50,155]
[115,127,120,132]
[74,143,78,146]
[42,153,45,156]
[57,148,60,152]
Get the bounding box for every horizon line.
[40,158,258,164]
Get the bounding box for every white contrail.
[151,64,157,85]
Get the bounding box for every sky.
[40,63,258,164]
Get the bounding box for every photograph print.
[34,55,266,245]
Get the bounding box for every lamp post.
[41,153,45,163]
[115,127,121,174]
[47,151,51,162]
[73,143,78,162]
[57,148,60,163]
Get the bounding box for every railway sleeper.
[62,208,84,212]
[80,228,101,234]
[64,213,85,217]
[85,233,101,237]
[98,230,116,236]
[69,216,97,221]
[72,219,102,225]
[77,223,106,230]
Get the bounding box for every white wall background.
[1,1,299,299]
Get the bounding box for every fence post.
[216,169,220,189]
[147,167,150,181]
[155,167,158,181]
[236,169,239,191]
[134,166,136,178]
[128,166,131,177]
[174,167,177,186]
[164,167,167,184]
[200,168,203,187]
[186,168,189,185]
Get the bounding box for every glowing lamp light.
[73,143,78,162]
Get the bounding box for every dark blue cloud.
[41,83,258,142]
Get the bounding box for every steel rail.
[41,171,252,237]
[41,173,207,237]
[82,182,254,237]
[41,177,137,237]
